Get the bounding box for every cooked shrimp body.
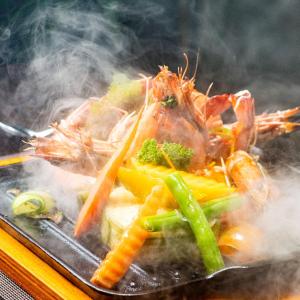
[226,150,270,210]
[30,66,300,175]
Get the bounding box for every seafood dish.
[12,59,300,289]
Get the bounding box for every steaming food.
[11,190,63,223]
[12,190,55,217]
[28,61,300,289]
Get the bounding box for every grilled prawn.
[30,66,300,176]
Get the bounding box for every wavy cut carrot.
[74,106,145,237]
[91,186,163,288]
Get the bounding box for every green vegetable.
[141,210,188,231]
[161,142,194,170]
[12,191,55,217]
[161,96,178,108]
[137,139,194,170]
[200,193,242,219]
[137,139,163,165]
[141,193,242,232]
[165,173,225,274]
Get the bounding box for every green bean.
[142,194,242,232]
[165,173,224,274]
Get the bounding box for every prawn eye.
[161,95,178,108]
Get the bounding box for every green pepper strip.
[141,193,242,232]
[164,173,225,274]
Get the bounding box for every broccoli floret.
[137,139,194,170]
[161,142,194,170]
[137,139,163,165]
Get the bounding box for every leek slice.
[12,191,55,217]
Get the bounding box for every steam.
[255,171,300,259]
[0,1,138,129]
[22,158,95,220]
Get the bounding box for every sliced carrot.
[74,106,145,237]
[91,186,163,288]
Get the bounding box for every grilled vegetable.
[142,193,242,232]
[165,173,224,274]
[12,190,55,217]
[127,163,235,202]
[92,186,164,288]
[74,105,145,237]
[137,139,163,166]
[161,142,193,169]
[101,204,142,249]
[137,139,194,170]
[142,210,187,232]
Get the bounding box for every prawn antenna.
[182,53,189,79]
[205,82,214,97]
[192,50,200,81]
[138,73,151,107]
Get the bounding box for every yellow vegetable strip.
[120,164,235,203]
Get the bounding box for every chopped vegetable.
[129,163,235,202]
[165,173,224,274]
[137,139,194,170]
[12,190,55,217]
[108,187,142,205]
[101,203,162,249]
[74,106,145,237]
[142,210,187,232]
[118,167,172,199]
[91,186,164,288]
[101,204,141,249]
[161,142,194,170]
[137,139,163,165]
[142,193,242,232]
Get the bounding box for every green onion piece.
[12,191,55,217]
[165,173,225,274]
[202,193,242,219]
[141,210,188,231]
[142,193,242,232]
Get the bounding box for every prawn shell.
[226,150,270,210]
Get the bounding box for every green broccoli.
[137,139,163,165]
[137,139,194,170]
[161,142,194,170]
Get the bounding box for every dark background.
[0,0,300,129]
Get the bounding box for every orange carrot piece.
[74,106,145,237]
[91,186,163,288]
